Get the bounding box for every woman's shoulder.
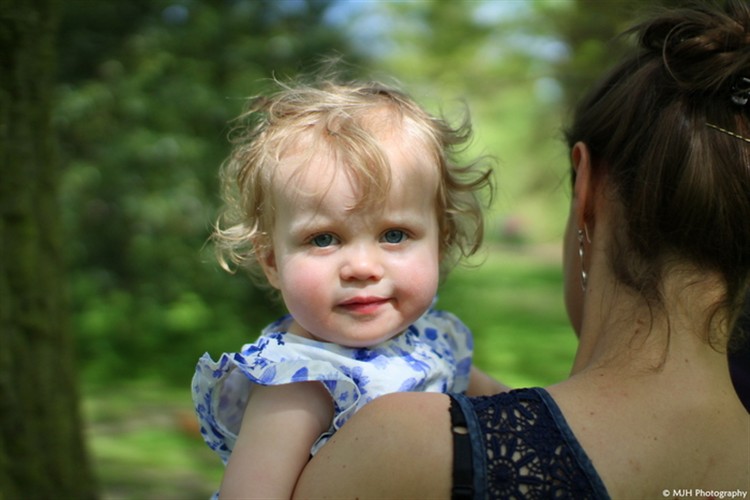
[294,391,454,498]
[295,388,609,499]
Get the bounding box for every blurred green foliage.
[54,0,664,387]
[438,249,576,388]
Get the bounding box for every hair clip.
[706,123,750,144]
[731,76,750,106]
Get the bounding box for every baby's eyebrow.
[286,212,338,235]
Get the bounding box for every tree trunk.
[0,0,97,497]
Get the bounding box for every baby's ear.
[255,235,280,289]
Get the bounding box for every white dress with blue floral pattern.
[192,307,473,464]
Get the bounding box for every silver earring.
[577,226,590,292]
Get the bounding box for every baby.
[192,73,502,498]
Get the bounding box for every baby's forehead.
[267,134,438,225]
[275,141,437,192]
[272,112,440,184]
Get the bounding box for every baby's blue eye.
[311,233,336,247]
[382,229,407,244]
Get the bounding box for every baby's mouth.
[337,296,391,315]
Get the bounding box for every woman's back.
[551,357,749,498]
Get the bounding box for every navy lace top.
[449,388,610,499]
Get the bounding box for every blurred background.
[4,0,680,497]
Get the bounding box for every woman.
[293,1,750,498]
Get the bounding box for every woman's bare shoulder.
[293,391,453,499]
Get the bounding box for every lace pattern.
[452,388,610,500]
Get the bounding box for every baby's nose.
[340,244,385,282]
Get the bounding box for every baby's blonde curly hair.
[213,74,493,282]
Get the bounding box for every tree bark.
[0,0,97,497]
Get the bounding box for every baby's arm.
[466,365,510,396]
[219,381,333,499]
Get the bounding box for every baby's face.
[260,133,441,347]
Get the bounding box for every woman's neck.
[570,262,731,381]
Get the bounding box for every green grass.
[84,380,222,499]
[84,246,576,498]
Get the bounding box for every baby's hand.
[466,366,511,396]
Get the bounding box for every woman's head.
[565,0,750,341]
[214,74,493,283]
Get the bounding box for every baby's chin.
[338,329,409,349]
[314,331,405,349]
[290,307,423,348]
[293,323,409,349]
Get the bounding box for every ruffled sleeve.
[423,308,474,393]
[192,326,364,462]
[192,309,474,463]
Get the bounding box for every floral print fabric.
[192,308,473,464]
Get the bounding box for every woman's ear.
[571,141,593,230]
